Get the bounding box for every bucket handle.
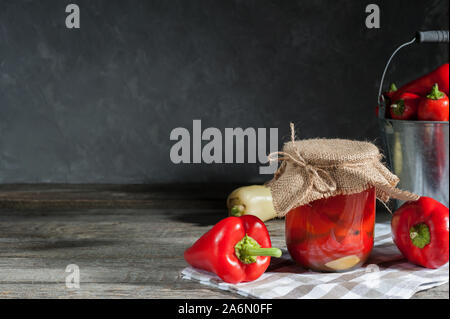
[377,30,449,118]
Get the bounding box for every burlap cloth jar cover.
[266,124,419,217]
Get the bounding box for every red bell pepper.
[391,197,449,269]
[417,83,449,121]
[184,215,282,283]
[391,63,449,101]
[389,92,420,120]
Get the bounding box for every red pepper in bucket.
[389,92,420,120]
[391,63,449,101]
[184,215,282,283]
[391,197,449,269]
[417,83,449,121]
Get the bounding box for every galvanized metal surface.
[379,119,449,209]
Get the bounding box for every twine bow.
[268,123,337,201]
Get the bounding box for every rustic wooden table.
[0,184,447,299]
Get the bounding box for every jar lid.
[266,124,419,217]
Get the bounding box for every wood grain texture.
[0,184,237,210]
[0,184,447,299]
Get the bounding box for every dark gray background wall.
[0,0,448,184]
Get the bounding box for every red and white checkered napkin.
[181,223,449,299]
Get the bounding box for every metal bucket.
[379,119,449,208]
[376,31,449,209]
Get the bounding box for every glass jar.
[285,187,376,272]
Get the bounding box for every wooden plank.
[0,283,239,299]
[411,283,449,299]
[0,183,238,210]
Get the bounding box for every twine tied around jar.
[268,123,337,204]
[266,123,419,217]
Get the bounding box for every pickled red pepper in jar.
[286,188,376,271]
[266,123,420,273]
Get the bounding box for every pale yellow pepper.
[226,185,277,222]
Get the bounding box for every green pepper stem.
[410,223,431,249]
[391,100,405,116]
[234,234,282,264]
[426,83,445,100]
[241,247,282,258]
[230,205,245,217]
[389,83,398,92]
